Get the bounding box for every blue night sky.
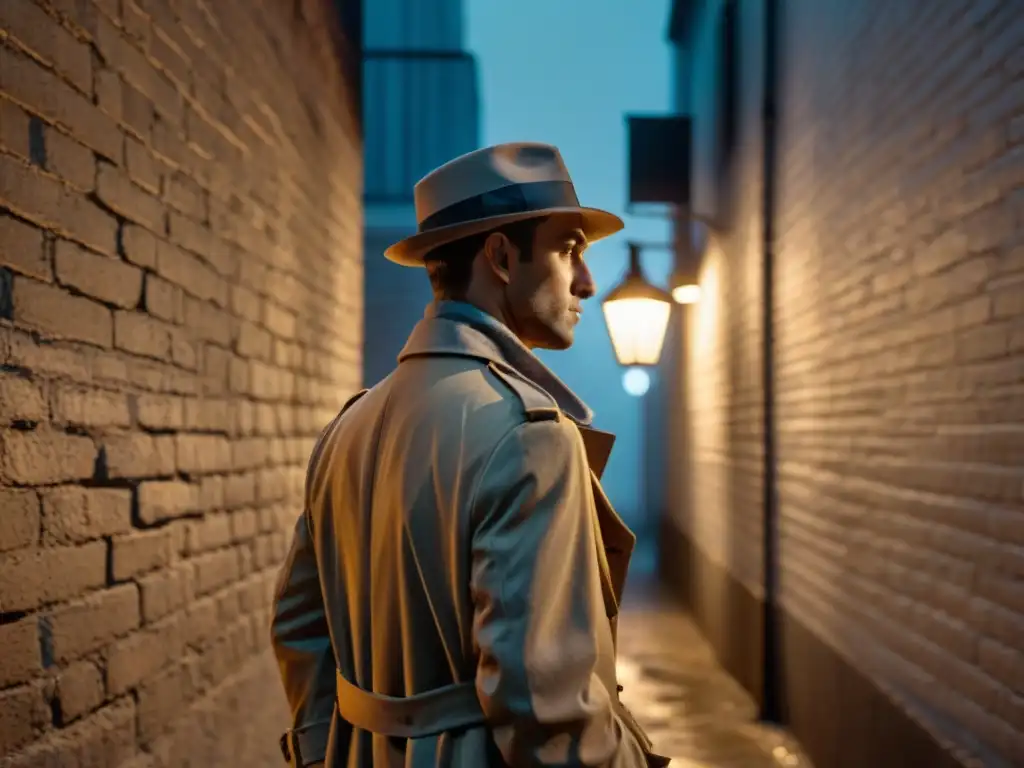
[466,0,674,526]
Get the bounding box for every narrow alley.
[617,581,809,768]
[0,0,1022,767]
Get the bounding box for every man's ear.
[481,232,514,285]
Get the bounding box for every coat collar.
[398,301,595,427]
[398,301,634,616]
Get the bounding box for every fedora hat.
[384,142,625,267]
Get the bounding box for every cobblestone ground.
[616,580,812,768]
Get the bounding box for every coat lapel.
[588,471,635,619]
[577,425,614,479]
[578,425,634,619]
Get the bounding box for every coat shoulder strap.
[340,387,369,414]
[486,361,560,422]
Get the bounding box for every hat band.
[418,180,581,233]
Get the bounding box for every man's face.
[505,214,597,349]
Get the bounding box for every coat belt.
[336,671,487,739]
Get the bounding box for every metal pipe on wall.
[759,0,782,725]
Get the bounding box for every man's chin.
[533,328,574,351]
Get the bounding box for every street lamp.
[667,218,709,304]
[669,264,702,304]
[601,242,674,368]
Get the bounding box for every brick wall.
[775,1,1023,762]
[663,0,1024,765]
[0,0,363,765]
[672,0,766,600]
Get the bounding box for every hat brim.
[383,207,625,267]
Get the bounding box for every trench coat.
[270,301,668,768]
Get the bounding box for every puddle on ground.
[613,586,814,767]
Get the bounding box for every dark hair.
[423,217,547,300]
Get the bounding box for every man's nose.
[573,258,597,299]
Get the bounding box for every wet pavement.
[616,579,811,768]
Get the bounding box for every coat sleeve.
[269,513,334,766]
[269,390,366,766]
[469,418,650,768]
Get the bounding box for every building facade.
[361,0,480,386]
[657,1,1024,766]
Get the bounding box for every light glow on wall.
[694,248,721,355]
[686,246,728,564]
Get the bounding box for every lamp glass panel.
[602,297,672,366]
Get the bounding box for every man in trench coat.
[270,142,669,767]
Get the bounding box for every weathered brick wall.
[0,0,362,765]
[669,0,766,604]
[774,1,1023,763]
[667,0,1024,764]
